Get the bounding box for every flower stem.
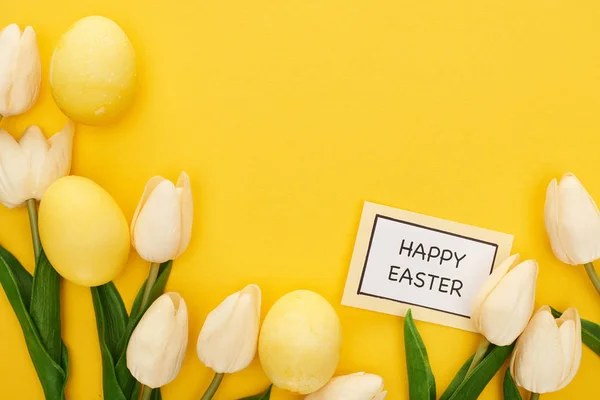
[26,199,41,261]
[530,393,540,400]
[584,262,600,295]
[140,262,161,310]
[140,385,153,400]
[465,337,490,377]
[200,373,224,400]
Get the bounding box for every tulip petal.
[555,307,582,390]
[471,254,520,327]
[305,372,385,400]
[174,171,193,259]
[197,284,261,373]
[556,174,600,264]
[126,292,188,388]
[0,24,21,115]
[19,125,48,198]
[544,179,572,264]
[35,121,74,200]
[130,176,165,239]
[132,179,181,263]
[8,26,40,116]
[0,128,29,207]
[476,260,537,346]
[511,306,564,393]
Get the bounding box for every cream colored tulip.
[305,373,387,400]
[0,122,74,208]
[544,173,600,265]
[197,284,261,373]
[510,306,582,394]
[0,24,41,117]
[131,172,193,263]
[127,292,188,388]
[471,254,538,346]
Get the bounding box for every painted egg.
[38,176,130,286]
[258,290,342,394]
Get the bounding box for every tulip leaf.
[91,285,128,400]
[404,309,436,400]
[0,245,68,400]
[239,385,273,400]
[503,368,522,400]
[551,307,600,357]
[92,260,172,400]
[447,343,515,400]
[439,355,474,400]
[30,250,63,364]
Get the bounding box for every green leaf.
[91,286,128,400]
[551,307,600,356]
[30,250,63,364]
[439,355,474,400]
[503,368,522,400]
[0,245,68,400]
[150,388,162,400]
[239,385,273,400]
[404,309,436,400]
[448,343,515,400]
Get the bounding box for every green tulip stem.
[465,337,490,377]
[584,263,600,295]
[26,199,41,261]
[140,385,153,400]
[140,262,160,310]
[530,393,540,400]
[200,373,224,400]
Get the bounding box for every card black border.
[357,214,499,319]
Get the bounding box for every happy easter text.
[387,239,466,297]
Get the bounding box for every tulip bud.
[544,173,600,265]
[131,172,193,263]
[510,306,582,393]
[0,122,74,208]
[197,284,261,373]
[305,373,387,400]
[0,24,41,117]
[471,254,538,346]
[127,292,189,388]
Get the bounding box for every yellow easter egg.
[50,16,136,125]
[38,176,130,287]
[258,290,342,394]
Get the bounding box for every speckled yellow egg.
[38,176,130,287]
[50,16,136,125]
[258,290,342,394]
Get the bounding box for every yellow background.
[2,0,600,398]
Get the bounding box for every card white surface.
[342,202,514,331]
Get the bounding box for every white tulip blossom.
[471,254,538,346]
[127,292,189,388]
[305,372,387,400]
[0,122,74,208]
[197,284,261,374]
[545,173,600,265]
[510,306,582,394]
[0,24,41,117]
[131,172,193,263]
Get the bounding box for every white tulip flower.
[510,306,582,394]
[131,172,193,263]
[545,173,600,265]
[305,372,387,400]
[127,292,189,389]
[197,284,261,374]
[471,254,538,346]
[0,24,41,117]
[0,122,74,208]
